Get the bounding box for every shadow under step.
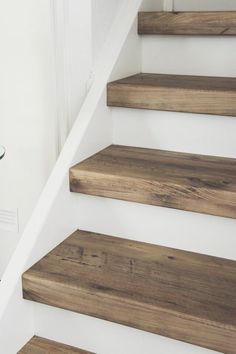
[69,145,236,219]
[107,73,236,117]
[22,230,236,354]
[138,11,236,35]
[18,336,93,354]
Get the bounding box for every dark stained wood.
[69,145,236,219]
[18,336,93,354]
[107,73,236,117]
[138,11,236,35]
[22,230,236,354]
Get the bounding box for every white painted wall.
[0,0,56,278]
[173,0,236,11]
[0,0,94,278]
[141,0,163,10]
[67,0,92,126]
[53,0,92,148]
[91,0,124,65]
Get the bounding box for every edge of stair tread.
[18,336,94,354]
[108,73,236,92]
[70,144,236,184]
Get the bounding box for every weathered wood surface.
[18,336,93,354]
[70,145,236,219]
[138,11,236,35]
[23,230,236,354]
[107,73,236,117]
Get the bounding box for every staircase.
[19,7,236,354]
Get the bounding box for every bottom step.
[18,336,93,354]
[22,230,236,354]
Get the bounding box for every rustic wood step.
[18,336,93,354]
[138,11,236,35]
[107,73,236,117]
[69,145,236,219]
[22,230,236,354]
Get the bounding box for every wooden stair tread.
[108,73,236,92]
[69,145,236,219]
[22,230,236,354]
[107,73,236,116]
[18,336,93,354]
[138,11,236,35]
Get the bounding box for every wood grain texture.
[69,145,236,219]
[138,11,236,35]
[18,336,93,354]
[107,73,236,117]
[22,230,236,354]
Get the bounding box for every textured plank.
[69,145,236,219]
[138,11,236,35]
[23,230,236,354]
[18,336,93,354]
[107,73,236,116]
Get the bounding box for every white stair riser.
[142,36,236,77]
[72,194,236,261]
[173,0,236,11]
[33,302,219,354]
[112,108,236,158]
